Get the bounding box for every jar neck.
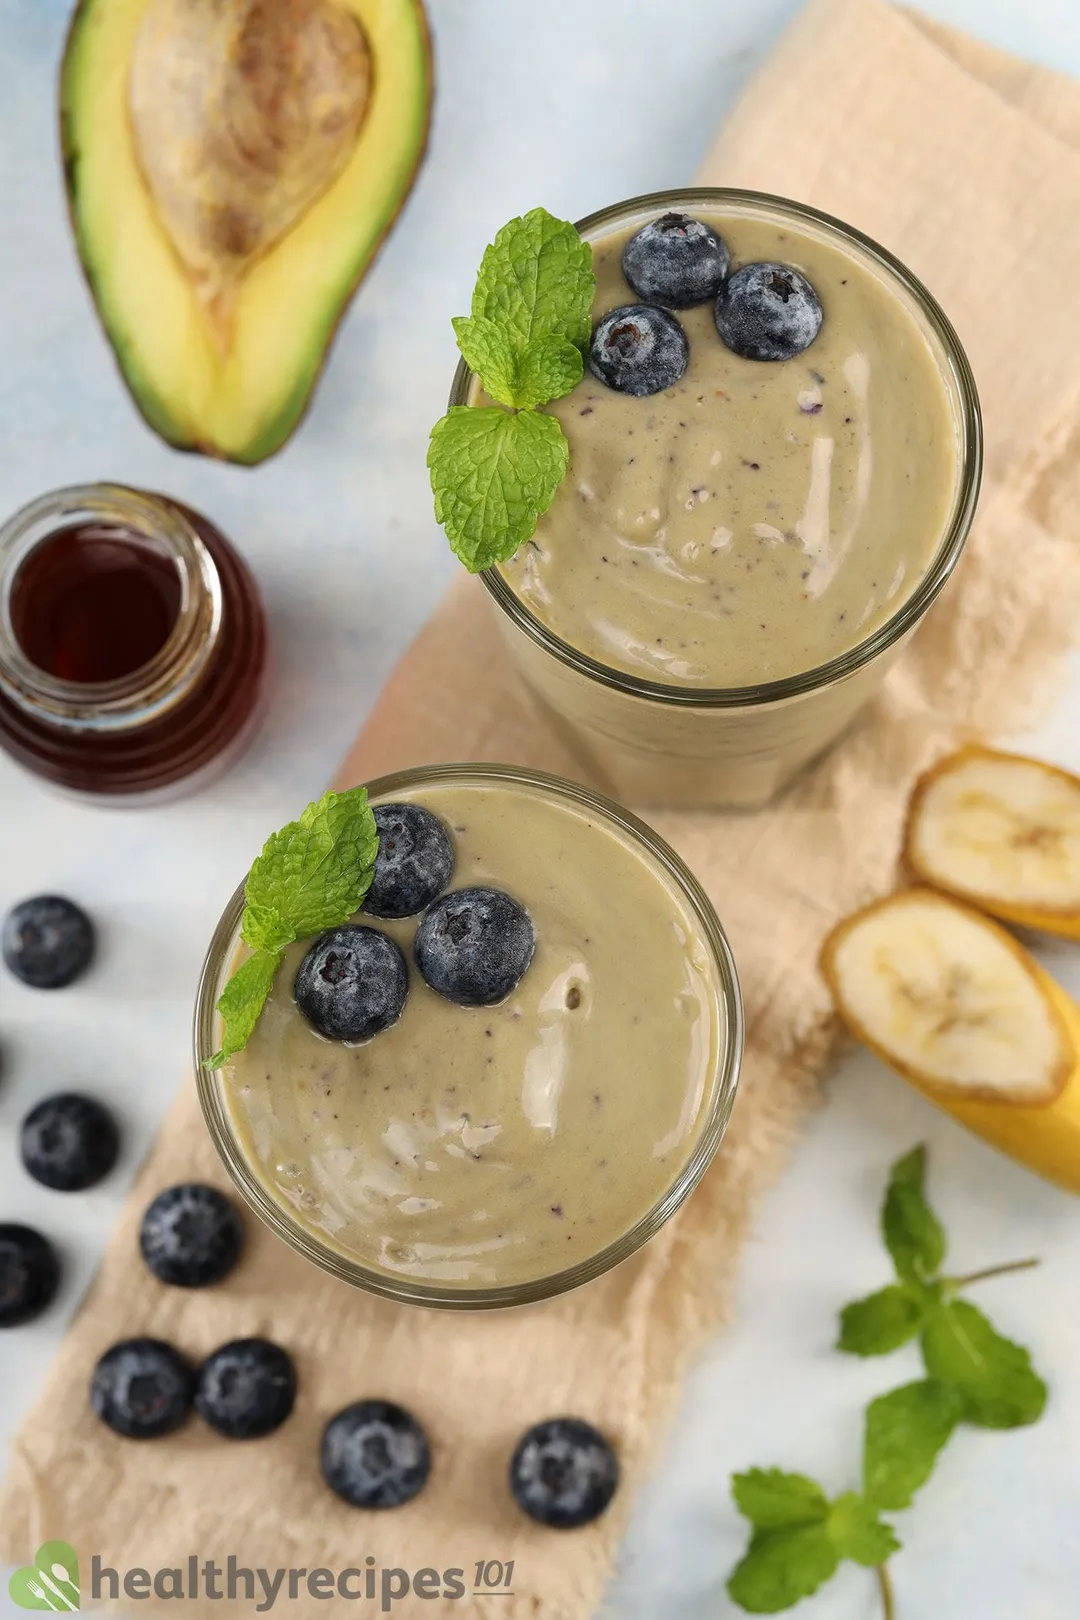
[0,484,222,733]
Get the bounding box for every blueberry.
[589,304,688,397]
[715,261,823,361]
[321,1399,431,1508]
[414,887,535,1007]
[294,925,408,1042]
[2,895,95,989]
[509,1417,619,1529]
[20,1092,119,1192]
[622,212,730,309]
[365,804,455,920]
[0,1224,61,1328]
[91,1337,194,1439]
[195,1338,297,1439]
[139,1183,244,1288]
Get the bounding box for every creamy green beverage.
[448,191,981,808]
[197,767,741,1305]
[501,210,957,687]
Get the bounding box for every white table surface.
[3,1,1080,1615]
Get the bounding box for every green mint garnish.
[880,1144,946,1288]
[838,1283,925,1356]
[727,1146,1048,1615]
[428,406,568,574]
[428,207,595,572]
[837,1144,1047,1429]
[206,787,379,1069]
[862,1379,962,1510]
[919,1297,1047,1429]
[727,1470,898,1613]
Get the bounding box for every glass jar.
[0,483,269,803]
[194,763,744,1311]
[452,189,983,810]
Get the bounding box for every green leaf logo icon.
[8,1541,79,1610]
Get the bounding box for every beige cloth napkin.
[5,2,1080,1614]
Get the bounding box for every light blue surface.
[1,2,1080,1617]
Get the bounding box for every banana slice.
[905,745,1080,939]
[823,888,1080,1193]
[823,888,1073,1104]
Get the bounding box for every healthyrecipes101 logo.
[10,1548,519,1611]
[9,1542,81,1610]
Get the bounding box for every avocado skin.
[60,0,433,466]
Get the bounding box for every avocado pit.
[128,0,372,349]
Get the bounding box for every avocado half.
[61,0,432,465]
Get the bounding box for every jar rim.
[0,483,223,731]
[193,762,745,1311]
[458,187,984,709]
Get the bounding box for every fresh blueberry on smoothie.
[294,924,409,1041]
[414,886,535,1007]
[621,211,729,308]
[715,260,823,360]
[364,802,455,919]
[589,304,689,396]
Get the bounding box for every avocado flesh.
[61,0,431,465]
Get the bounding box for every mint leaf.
[838,1284,925,1356]
[883,1145,945,1288]
[471,207,595,351]
[732,1469,829,1531]
[428,405,568,572]
[827,1493,900,1567]
[433,209,594,562]
[453,321,584,410]
[207,947,281,1069]
[451,316,520,406]
[208,787,379,1067]
[242,787,379,952]
[514,334,584,408]
[921,1299,1047,1429]
[727,1526,838,1614]
[863,1379,962,1509]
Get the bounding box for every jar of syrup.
[0,484,269,802]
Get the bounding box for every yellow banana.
[905,744,1080,940]
[822,887,1080,1195]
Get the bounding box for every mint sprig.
[837,1145,1047,1429]
[428,207,595,571]
[728,1472,898,1613]
[728,1146,1048,1616]
[206,787,379,1069]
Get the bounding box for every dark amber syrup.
[0,496,268,798]
[11,523,182,683]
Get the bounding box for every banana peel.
[905,744,1080,940]
[822,887,1080,1194]
[933,969,1080,1193]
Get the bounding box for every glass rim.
[193,761,744,1311]
[456,186,984,709]
[0,482,223,730]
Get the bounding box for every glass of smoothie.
[194,764,742,1309]
[453,189,982,809]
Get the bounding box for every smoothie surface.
[498,204,960,687]
[225,777,725,1289]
